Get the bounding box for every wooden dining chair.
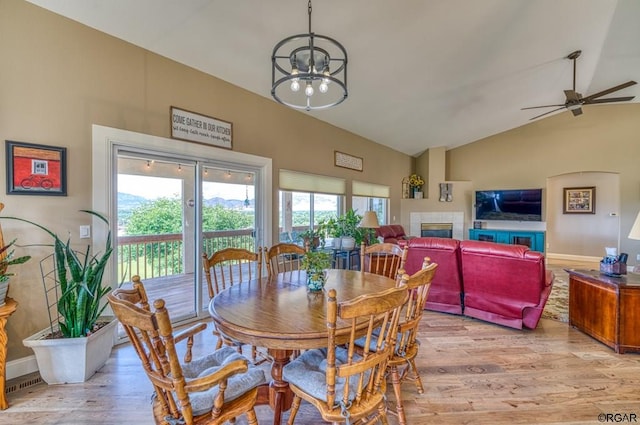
[264,242,307,277]
[107,276,267,425]
[282,285,409,424]
[388,257,438,425]
[360,241,408,279]
[202,247,263,359]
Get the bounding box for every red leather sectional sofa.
[402,237,554,329]
[375,224,411,244]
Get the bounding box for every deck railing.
[117,229,254,281]
[117,226,310,281]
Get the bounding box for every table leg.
[268,349,294,424]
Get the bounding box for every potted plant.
[323,209,365,250]
[301,250,332,291]
[2,210,116,384]
[0,239,31,307]
[297,226,325,249]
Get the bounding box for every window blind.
[279,169,346,195]
[352,180,390,198]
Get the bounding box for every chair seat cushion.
[282,347,368,403]
[180,346,268,416]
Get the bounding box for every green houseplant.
[2,210,116,384]
[301,250,332,291]
[297,227,325,249]
[0,239,31,307]
[322,209,365,249]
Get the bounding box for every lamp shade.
[629,211,640,240]
[360,211,380,229]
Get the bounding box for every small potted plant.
[0,239,31,307]
[297,227,325,249]
[301,250,332,291]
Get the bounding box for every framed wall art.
[5,140,67,196]
[563,186,595,214]
[334,151,363,172]
[170,106,233,150]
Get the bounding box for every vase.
[307,271,327,292]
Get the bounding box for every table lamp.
[629,211,640,240]
[359,211,380,245]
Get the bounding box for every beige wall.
[447,104,640,261]
[547,172,619,257]
[0,0,411,361]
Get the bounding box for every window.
[352,181,390,224]
[279,191,343,244]
[278,170,346,244]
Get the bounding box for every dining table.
[208,268,397,424]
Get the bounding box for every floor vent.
[4,372,43,395]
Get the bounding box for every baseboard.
[6,355,38,381]
[546,253,601,263]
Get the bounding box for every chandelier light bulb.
[290,79,300,92]
[319,79,329,93]
[305,82,314,97]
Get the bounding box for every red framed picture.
[5,140,67,196]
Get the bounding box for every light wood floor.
[4,260,639,424]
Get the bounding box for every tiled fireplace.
[411,212,464,240]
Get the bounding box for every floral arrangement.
[408,173,425,188]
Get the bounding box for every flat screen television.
[475,189,543,221]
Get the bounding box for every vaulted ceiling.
[26,0,640,156]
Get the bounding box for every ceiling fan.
[522,50,637,120]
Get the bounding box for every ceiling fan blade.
[571,107,583,116]
[564,90,580,102]
[529,106,566,120]
[521,104,565,110]
[583,96,635,105]
[582,81,637,102]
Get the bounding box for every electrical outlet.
[79,225,91,239]
[636,254,640,262]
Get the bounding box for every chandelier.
[271,0,348,111]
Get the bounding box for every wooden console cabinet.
[567,270,640,354]
[468,229,545,252]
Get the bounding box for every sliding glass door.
[117,153,198,322]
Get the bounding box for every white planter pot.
[340,236,356,250]
[0,280,8,307]
[23,318,117,384]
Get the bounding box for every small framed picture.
[563,186,595,214]
[5,140,67,196]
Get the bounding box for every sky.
[118,174,253,200]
